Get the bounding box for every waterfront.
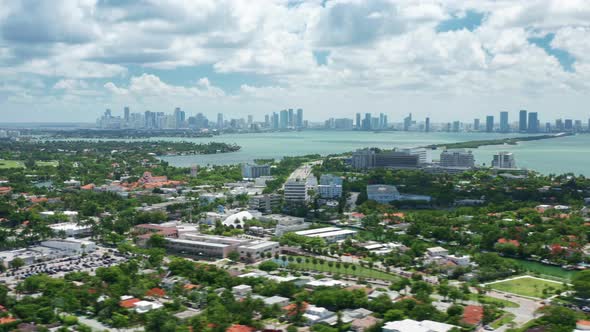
[157,131,590,175]
[503,258,580,281]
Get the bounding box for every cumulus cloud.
[1,0,590,122]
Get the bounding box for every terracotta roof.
[146,287,166,297]
[0,317,16,325]
[183,284,200,290]
[119,298,140,308]
[462,305,484,325]
[351,316,380,330]
[282,302,309,317]
[497,238,520,247]
[81,184,95,190]
[226,324,255,332]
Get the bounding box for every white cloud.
[2,0,590,122]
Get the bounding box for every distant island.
[424,132,572,149]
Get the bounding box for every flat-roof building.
[382,319,457,332]
[318,174,343,199]
[49,222,92,237]
[165,233,278,262]
[241,164,271,179]
[367,185,400,203]
[295,227,357,243]
[249,194,281,213]
[440,150,475,168]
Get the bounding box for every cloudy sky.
[1,0,589,123]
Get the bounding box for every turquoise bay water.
[157,131,590,175]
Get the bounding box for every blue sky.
[1,0,590,122]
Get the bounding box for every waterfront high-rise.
[565,119,573,131]
[500,111,509,132]
[486,115,494,132]
[272,112,279,129]
[527,112,538,133]
[217,113,223,129]
[280,110,289,129]
[296,108,303,128]
[473,118,480,131]
[403,113,412,131]
[174,107,185,129]
[288,109,294,127]
[363,113,371,130]
[356,113,361,129]
[492,152,516,169]
[124,106,130,124]
[425,117,430,132]
[519,110,527,132]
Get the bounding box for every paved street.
[485,290,542,331]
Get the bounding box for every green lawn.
[488,276,563,298]
[468,294,519,308]
[36,160,59,167]
[285,257,400,282]
[0,160,25,169]
[490,313,516,329]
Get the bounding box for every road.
[287,160,322,181]
[484,291,542,331]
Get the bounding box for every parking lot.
[0,247,128,286]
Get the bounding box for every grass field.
[0,160,59,169]
[490,313,516,329]
[488,276,563,298]
[0,160,25,169]
[282,257,400,282]
[36,160,59,167]
[468,294,519,308]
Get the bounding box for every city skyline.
[1,1,590,122]
[97,106,590,133]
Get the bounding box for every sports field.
[487,276,563,298]
[0,160,25,169]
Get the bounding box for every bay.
[156,131,590,175]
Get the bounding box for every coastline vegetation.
[424,133,571,149]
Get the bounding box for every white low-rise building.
[49,222,92,237]
[232,284,252,298]
[41,238,96,254]
[306,278,348,288]
[134,300,164,314]
[40,211,79,222]
[304,305,335,324]
[295,227,357,243]
[426,247,449,257]
[447,254,471,266]
[382,319,457,332]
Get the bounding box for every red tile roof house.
[226,324,255,332]
[119,298,140,309]
[146,287,166,297]
[461,305,484,326]
[497,238,520,247]
[0,317,17,325]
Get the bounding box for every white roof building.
[134,300,164,314]
[49,222,92,237]
[306,278,348,288]
[382,319,457,332]
[222,210,260,228]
